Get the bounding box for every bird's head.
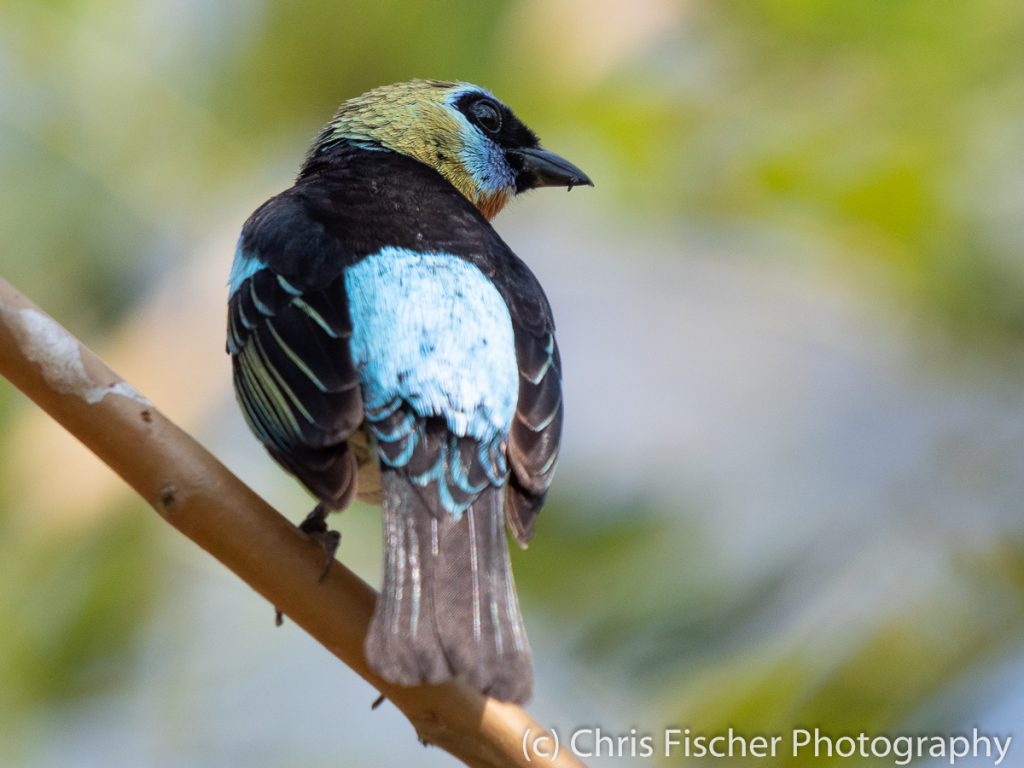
[306,79,592,219]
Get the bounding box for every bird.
[226,79,590,704]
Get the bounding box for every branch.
[0,277,586,768]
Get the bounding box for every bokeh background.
[2,1,1024,766]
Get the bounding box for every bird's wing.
[505,323,563,546]
[498,259,564,547]
[227,195,363,507]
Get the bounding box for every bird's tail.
[366,472,533,703]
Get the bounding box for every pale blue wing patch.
[345,247,519,443]
[228,238,265,297]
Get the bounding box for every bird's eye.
[470,99,502,134]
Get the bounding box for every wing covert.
[505,326,563,546]
[228,259,363,507]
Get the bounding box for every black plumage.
[230,144,563,532]
[228,143,564,701]
[228,81,588,703]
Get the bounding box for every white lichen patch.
[106,380,151,406]
[5,307,151,406]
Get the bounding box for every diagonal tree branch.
[0,276,586,768]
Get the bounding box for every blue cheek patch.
[458,126,516,197]
[228,238,265,296]
[445,85,516,197]
[345,247,519,443]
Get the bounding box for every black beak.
[511,146,593,192]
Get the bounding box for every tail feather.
[366,473,533,703]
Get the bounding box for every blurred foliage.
[0,505,157,759]
[2,1,1024,766]
[693,1,1024,337]
[3,0,1024,338]
[666,540,1024,766]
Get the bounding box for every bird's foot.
[274,503,341,626]
[299,502,341,582]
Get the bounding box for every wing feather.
[505,328,563,545]
[228,215,363,508]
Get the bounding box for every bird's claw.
[275,503,341,625]
[312,530,341,581]
[299,503,341,581]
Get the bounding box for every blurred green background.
[3,1,1024,766]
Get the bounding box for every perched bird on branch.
[226,79,590,703]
